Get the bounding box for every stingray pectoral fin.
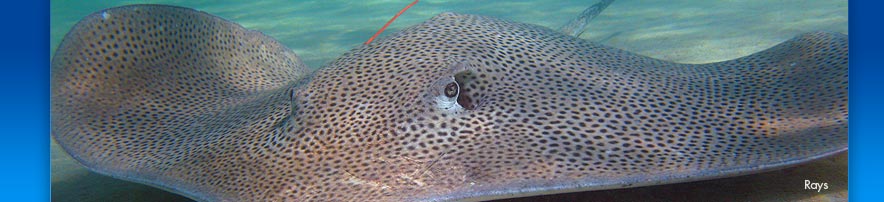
[437,31,848,201]
[50,5,308,201]
[340,14,847,201]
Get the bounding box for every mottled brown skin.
[50,5,847,202]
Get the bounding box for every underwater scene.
[50,0,847,201]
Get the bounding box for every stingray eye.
[444,82,459,98]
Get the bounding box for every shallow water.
[50,0,847,201]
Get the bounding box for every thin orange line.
[364,0,420,45]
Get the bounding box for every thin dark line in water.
[364,0,420,45]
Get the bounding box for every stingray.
[50,5,848,202]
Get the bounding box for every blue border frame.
[0,1,49,201]
[1,0,878,201]
[848,0,883,201]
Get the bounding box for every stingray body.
[50,5,847,202]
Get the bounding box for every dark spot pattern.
[50,5,848,202]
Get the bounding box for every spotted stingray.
[50,4,848,202]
